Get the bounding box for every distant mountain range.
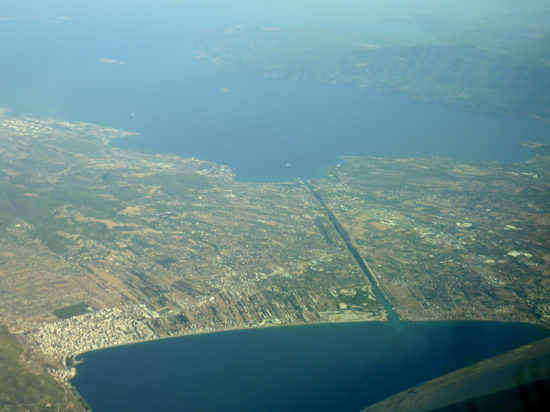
[192,11,550,120]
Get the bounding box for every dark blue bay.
[71,321,550,412]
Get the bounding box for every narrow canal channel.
[306,181,409,328]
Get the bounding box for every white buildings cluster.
[34,307,157,360]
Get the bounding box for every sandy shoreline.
[70,316,384,361]
[68,315,550,367]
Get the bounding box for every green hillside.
[0,327,87,411]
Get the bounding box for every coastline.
[1,109,544,362]
[69,314,386,362]
[68,315,550,369]
[213,65,550,124]
[2,109,549,407]
[2,3,550,409]
[67,128,550,367]
[66,316,550,412]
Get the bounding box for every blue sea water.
[70,321,550,412]
[2,2,550,411]
[1,1,550,182]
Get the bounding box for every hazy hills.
[193,11,550,120]
[382,10,550,41]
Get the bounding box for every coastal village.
[1,111,550,384]
[34,307,156,381]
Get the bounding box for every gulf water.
[70,322,550,412]
[1,1,550,182]
[2,1,550,410]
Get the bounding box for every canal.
[306,181,409,328]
